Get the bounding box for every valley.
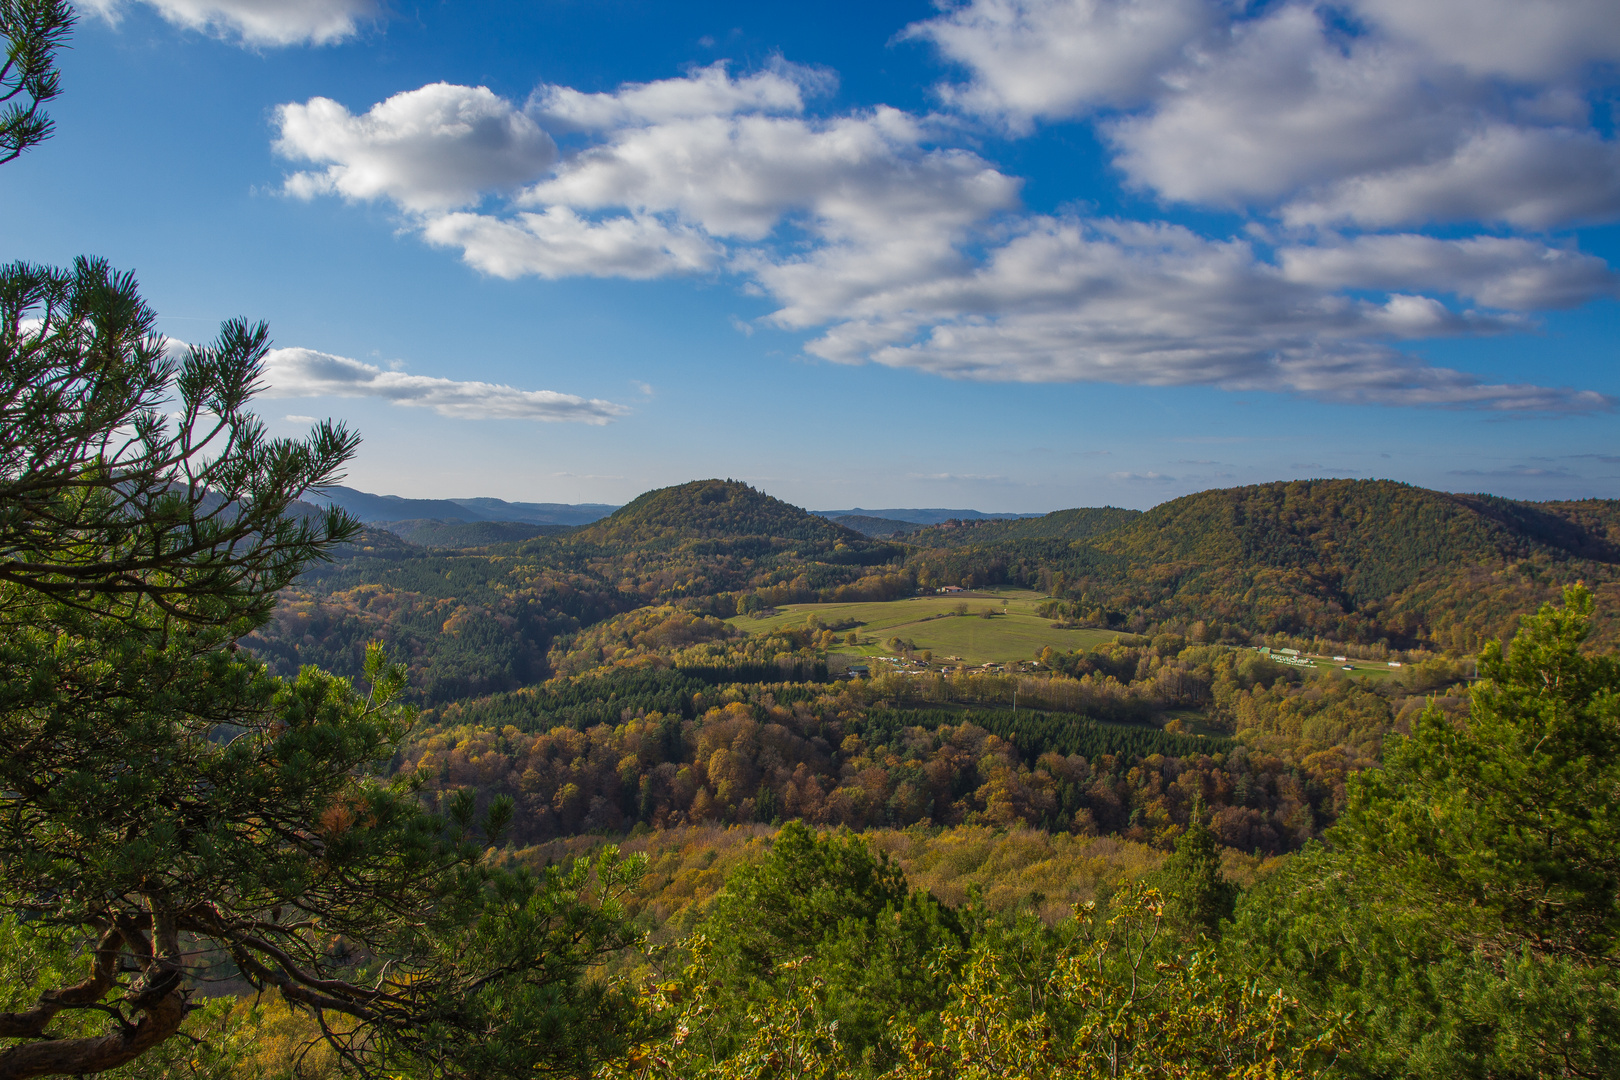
[235,476,1616,867]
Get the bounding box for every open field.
[1263,652,1399,681]
[1314,659,1397,681]
[726,590,1120,665]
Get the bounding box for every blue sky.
[4,0,1618,512]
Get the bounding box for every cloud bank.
[270,13,1620,413]
[262,348,629,423]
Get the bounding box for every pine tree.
[1157,800,1238,939]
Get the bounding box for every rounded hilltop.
[1091,478,1620,608]
[575,479,863,547]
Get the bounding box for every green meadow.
[1264,652,1399,681]
[1308,658,1398,681]
[726,589,1120,665]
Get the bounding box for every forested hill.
[575,479,864,547]
[250,478,1620,707]
[1092,480,1620,600]
[909,506,1142,547]
[910,479,1620,650]
[831,514,921,538]
[246,481,900,702]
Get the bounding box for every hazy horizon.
[317,474,1616,519]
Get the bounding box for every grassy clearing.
[727,590,1120,665]
[1270,654,1399,681]
[1160,709,1231,738]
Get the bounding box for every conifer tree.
[0,261,644,1079]
[0,0,70,163]
[1227,585,1620,1077]
[1157,801,1238,939]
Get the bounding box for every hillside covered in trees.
[226,477,1617,954]
[235,476,1612,877]
[577,479,866,547]
[908,479,1620,651]
[249,479,1620,708]
[139,585,1620,1080]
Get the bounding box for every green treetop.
[1227,584,1620,1078]
[697,821,966,1067]
[1339,582,1620,960]
[0,0,71,163]
[1156,802,1238,941]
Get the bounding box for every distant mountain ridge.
[304,485,618,527]
[306,486,1063,536]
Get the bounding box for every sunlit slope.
[1094,480,1619,603]
[1072,479,1620,646]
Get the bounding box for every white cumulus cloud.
[275,84,557,212]
[1106,6,1467,206]
[1348,0,1620,82]
[1278,235,1619,310]
[1280,124,1620,230]
[413,78,1021,293]
[521,106,1019,242]
[261,348,629,423]
[530,61,832,131]
[420,208,720,279]
[907,0,1216,129]
[779,217,1609,412]
[914,0,1620,230]
[80,0,375,45]
[270,57,1617,414]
